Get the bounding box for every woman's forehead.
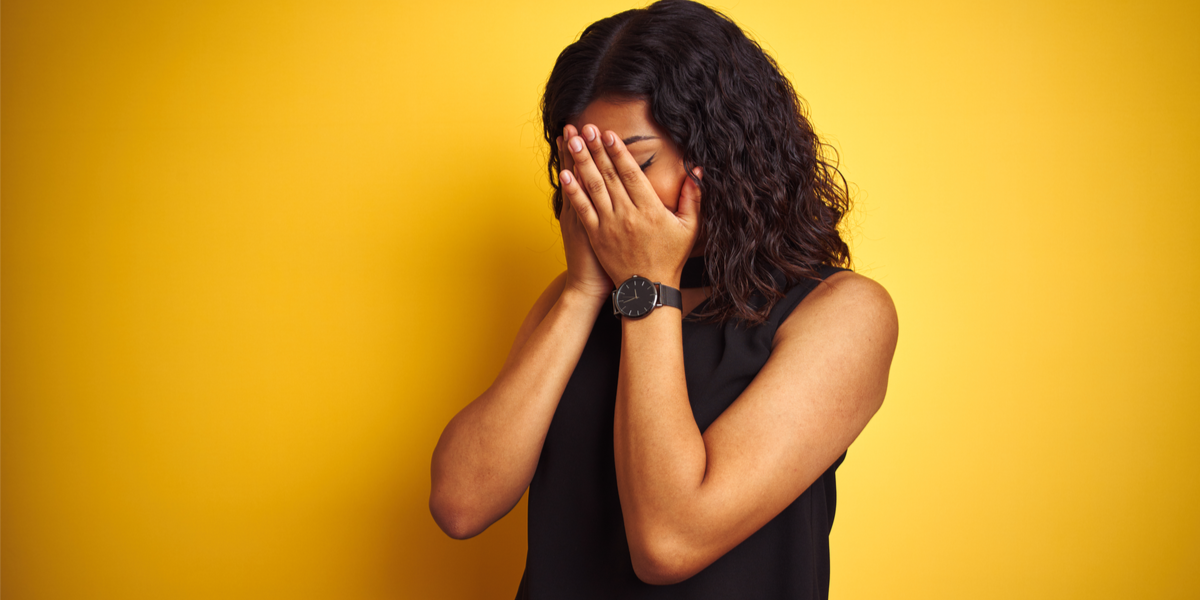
[571,98,662,138]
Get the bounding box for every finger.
[559,168,600,231]
[675,167,704,227]
[582,125,633,214]
[555,136,574,179]
[560,126,577,172]
[602,130,661,211]
[566,130,614,217]
[557,155,573,218]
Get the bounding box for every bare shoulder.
[775,270,898,350]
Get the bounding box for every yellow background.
[3,0,1197,598]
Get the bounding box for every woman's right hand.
[558,124,614,299]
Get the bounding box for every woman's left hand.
[559,124,702,288]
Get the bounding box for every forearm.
[613,307,710,569]
[430,287,606,538]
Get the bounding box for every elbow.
[628,533,703,585]
[429,451,495,540]
[633,559,693,586]
[432,511,481,541]
[428,489,487,540]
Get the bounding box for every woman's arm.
[430,126,613,539]
[429,273,606,539]
[614,271,897,583]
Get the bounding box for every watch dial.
[616,277,657,318]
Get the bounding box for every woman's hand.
[557,124,615,299]
[560,124,702,288]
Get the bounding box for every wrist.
[611,275,682,319]
[560,282,611,311]
[614,271,680,290]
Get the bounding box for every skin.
[430,98,898,585]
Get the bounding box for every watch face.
[615,276,658,318]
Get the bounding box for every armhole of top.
[765,265,851,337]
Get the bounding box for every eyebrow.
[623,135,659,145]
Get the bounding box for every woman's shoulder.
[774,270,898,348]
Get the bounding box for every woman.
[430,1,898,597]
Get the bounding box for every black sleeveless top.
[516,260,849,599]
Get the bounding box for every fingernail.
[605,132,616,147]
[584,126,596,141]
[561,170,573,185]
[569,137,583,153]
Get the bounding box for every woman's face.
[569,98,689,213]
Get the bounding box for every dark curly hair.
[542,0,852,324]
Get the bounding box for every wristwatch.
[612,275,683,318]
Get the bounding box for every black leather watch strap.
[656,283,682,310]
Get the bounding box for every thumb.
[675,167,703,224]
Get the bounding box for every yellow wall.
[3,1,1196,598]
